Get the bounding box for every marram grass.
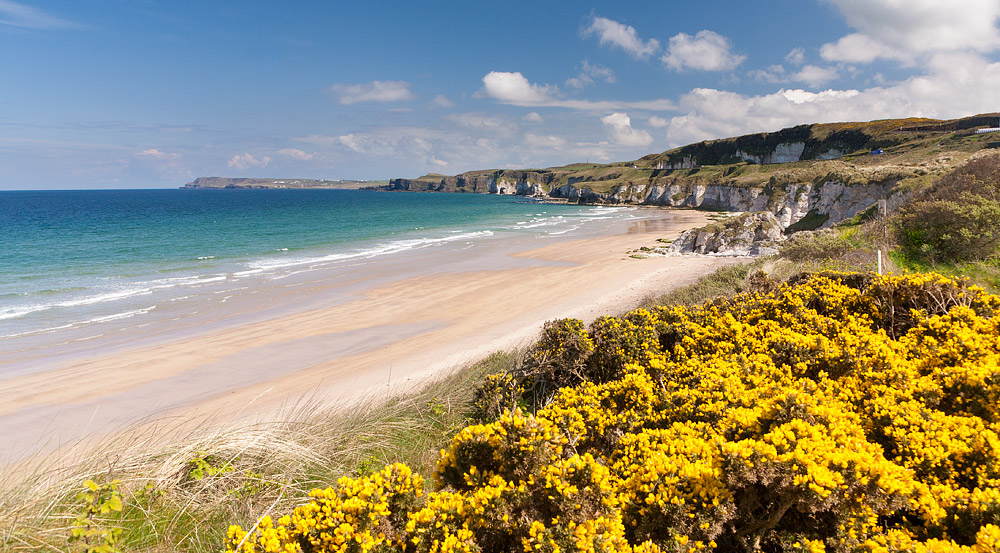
[0,352,515,553]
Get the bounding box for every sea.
[0,188,643,375]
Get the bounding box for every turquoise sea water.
[0,189,627,342]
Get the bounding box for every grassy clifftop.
[382,113,1000,198]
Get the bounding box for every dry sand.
[0,209,746,467]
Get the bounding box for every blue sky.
[3,1,1000,189]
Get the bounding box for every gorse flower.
[226,272,1000,553]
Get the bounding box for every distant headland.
[181,177,387,189]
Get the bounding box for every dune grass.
[0,351,518,553]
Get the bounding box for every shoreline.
[0,208,744,469]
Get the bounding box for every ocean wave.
[0,305,158,338]
[243,230,494,273]
[0,274,228,323]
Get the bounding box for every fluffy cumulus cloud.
[583,16,660,59]
[601,112,653,146]
[227,153,271,170]
[662,30,746,71]
[327,80,415,105]
[821,0,1000,63]
[480,71,558,105]
[647,116,669,128]
[277,148,313,161]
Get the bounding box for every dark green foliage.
[894,154,1000,263]
[896,195,1000,262]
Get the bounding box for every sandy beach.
[0,208,744,467]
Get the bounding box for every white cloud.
[821,0,1000,63]
[820,33,904,63]
[480,71,558,104]
[0,0,79,29]
[523,112,543,123]
[277,148,313,161]
[785,47,806,65]
[662,30,746,71]
[749,64,838,88]
[431,94,454,108]
[749,64,787,83]
[647,116,669,128]
[566,60,617,89]
[583,16,660,59]
[479,71,675,111]
[601,112,653,146]
[227,153,271,170]
[327,80,414,105]
[791,65,840,87]
[135,148,180,160]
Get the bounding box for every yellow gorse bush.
[226,272,1000,553]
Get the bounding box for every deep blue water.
[0,189,617,339]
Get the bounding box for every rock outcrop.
[669,212,784,256]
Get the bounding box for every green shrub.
[895,193,1000,263]
[894,153,1000,263]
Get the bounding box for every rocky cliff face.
[554,176,893,231]
[387,171,551,196]
[392,166,897,245]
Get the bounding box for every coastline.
[0,208,744,468]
